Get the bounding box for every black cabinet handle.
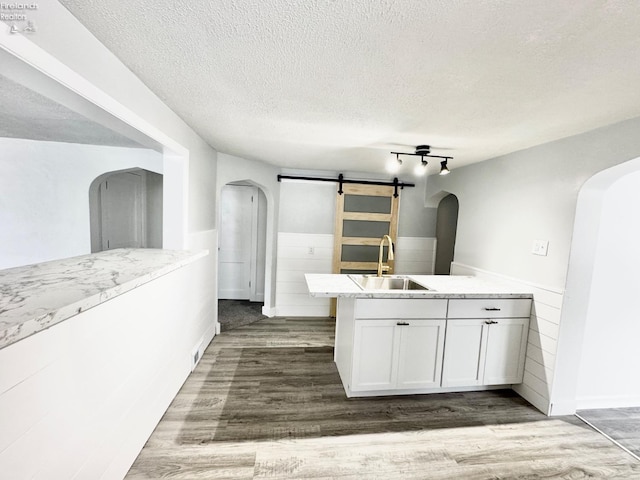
[484,307,501,311]
[485,320,498,325]
[397,322,410,326]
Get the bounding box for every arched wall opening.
[218,181,268,302]
[434,193,459,275]
[552,156,640,414]
[89,168,163,252]
[217,178,274,317]
[0,39,190,253]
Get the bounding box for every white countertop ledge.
[305,274,534,299]
[0,248,208,350]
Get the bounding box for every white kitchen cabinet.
[351,318,446,392]
[351,319,398,390]
[441,319,487,387]
[442,299,531,388]
[483,318,529,385]
[334,296,531,397]
[396,320,446,388]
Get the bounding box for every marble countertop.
[0,248,207,350]
[305,274,534,299]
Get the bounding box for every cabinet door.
[396,320,446,389]
[441,319,487,387]
[351,320,399,391]
[483,318,529,385]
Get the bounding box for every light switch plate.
[532,239,549,256]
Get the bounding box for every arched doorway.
[89,168,163,252]
[218,181,268,330]
[434,194,459,275]
[552,156,640,413]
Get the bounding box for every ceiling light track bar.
[277,174,415,197]
[390,151,452,160]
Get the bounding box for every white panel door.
[218,185,255,299]
[441,319,487,387]
[396,320,446,389]
[352,320,398,391]
[100,172,144,250]
[483,318,529,385]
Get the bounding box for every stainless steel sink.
[348,274,430,291]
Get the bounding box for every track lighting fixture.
[414,158,428,176]
[388,145,452,176]
[386,153,403,173]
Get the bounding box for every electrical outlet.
[308,247,315,255]
[532,239,549,256]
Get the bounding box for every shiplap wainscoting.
[451,263,563,415]
[275,233,334,317]
[393,237,437,275]
[275,234,437,317]
[0,254,215,480]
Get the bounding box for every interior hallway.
[126,317,640,479]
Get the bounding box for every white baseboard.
[192,321,217,371]
[576,395,640,411]
[275,306,331,317]
[549,400,578,416]
[262,306,277,317]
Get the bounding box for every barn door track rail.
[277,174,415,197]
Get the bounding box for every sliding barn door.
[331,184,400,315]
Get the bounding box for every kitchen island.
[306,273,534,398]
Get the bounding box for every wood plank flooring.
[578,407,640,460]
[126,317,640,479]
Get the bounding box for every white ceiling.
[59,0,640,175]
[0,74,144,148]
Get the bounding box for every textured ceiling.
[60,0,640,174]
[0,74,144,148]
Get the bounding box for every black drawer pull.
[484,307,501,311]
[485,320,498,325]
[397,322,410,326]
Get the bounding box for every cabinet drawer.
[355,299,448,319]
[447,298,531,318]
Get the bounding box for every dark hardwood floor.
[126,317,640,479]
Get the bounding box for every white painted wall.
[568,162,640,409]
[428,116,640,291]
[255,188,268,301]
[145,171,163,248]
[0,138,162,269]
[428,116,640,414]
[278,179,337,234]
